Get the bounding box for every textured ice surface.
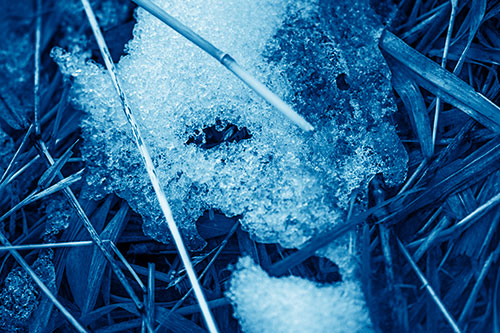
[0,252,56,332]
[54,0,407,249]
[227,257,373,333]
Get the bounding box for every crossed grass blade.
[79,0,217,331]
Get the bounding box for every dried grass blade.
[392,139,500,221]
[0,169,84,222]
[82,202,129,314]
[34,0,42,135]
[458,244,500,325]
[33,139,146,323]
[147,263,156,331]
[478,210,500,259]
[0,155,40,191]
[0,125,33,185]
[432,0,458,152]
[453,0,486,74]
[494,268,500,333]
[37,140,78,189]
[79,1,217,331]
[387,57,433,157]
[396,237,461,333]
[432,191,500,241]
[0,240,96,251]
[154,306,207,333]
[168,221,239,314]
[413,216,451,261]
[380,30,500,132]
[399,3,448,43]
[108,241,146,291]
[29,169,84,202]
[131,0,313,132]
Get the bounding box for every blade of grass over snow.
[79,1,218,332]
[34,0,42,136]
[0,231,87,332]
[380,30,500,132]
[131,0,314,132]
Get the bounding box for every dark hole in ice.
[336,73,350,90]
[187,122,252,149]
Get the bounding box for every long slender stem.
[169,221,239,314]
[148,263,156,332]
[131,0,313,132]
[396,237,461,333]
[431,0,457,151]
[33,139,149,329]
[79,1,218,332]
[0,240,95,251]
[0,125,34,185]
[34,0,42,136]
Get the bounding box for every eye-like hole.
[187,121,252,149]
[336,73,350,91]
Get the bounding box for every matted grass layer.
[0,0,499,332]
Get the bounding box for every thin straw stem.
[108,240,146,292]
[0,125,34,185]
[148,263,156,331]
[34,0,42,136]
[79,1,218,332]
[168,221,239,314]
[396,237,461,333]
[458,244,500,324]
[0,240,95,251]
[398,159,427,194]
[0,240,147,301]
[131,0,313,132]
[33,139,149,329]
[431,0,457,151]
[0,231,87,332]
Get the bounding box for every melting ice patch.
[54,0,406,250]
[227,257,374,333]
[54,0,407,329]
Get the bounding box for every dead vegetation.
[0,0,499,332]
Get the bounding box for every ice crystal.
[227,257,374,333]
[53,0,407,251]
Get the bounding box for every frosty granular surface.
[227,257,373,333]
[54,0,407,250]
[0,253,56,332]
